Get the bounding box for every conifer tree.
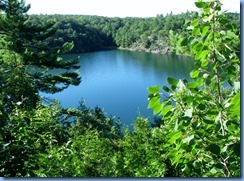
[0,0,80,101]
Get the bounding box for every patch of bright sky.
[25,0,240,17]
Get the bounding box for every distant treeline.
[29,12,240,55]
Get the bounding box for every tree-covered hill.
[29,12,239,55]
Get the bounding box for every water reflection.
[42,50,195,128]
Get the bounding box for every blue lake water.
[41,49,194,128]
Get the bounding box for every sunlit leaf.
[147,86,161,94]
[167,131,182,144]
[202,26,209,37]
[191,19,199,27]
[161,105,173,116]
[148,97,160,109]
[190,69,200,79]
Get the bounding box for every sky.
[25,0,240,18]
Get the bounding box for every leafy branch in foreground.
[147,0,240,177]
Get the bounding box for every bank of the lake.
[41,49,194,128]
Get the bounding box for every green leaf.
[228,92,240,117]
[191,19,199,27]
[208,144,220,155]
[203,117,214,124]
[192,28,200,35]
[200,57,208,67]
[203,7,210,14]
[168,131,182,144]
[193,43,203,51]
[161,105,173,116]
[195,51,202,60]
[187,82,198,89]
[190,69,200,79]
[202,26,209,37]
[195,1,206,8]
[153,104,163,115]
[232,143,240,156]
[227,124,237,132]
[210,167,218,174]
[148,97,160,109]
[179,37,188,46]
[201,50,209,60]
[167,77,178,86]
[163,85,170,92]
[196,78,204,87]
[147,85,160,94]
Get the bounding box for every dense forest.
[0,0,240,177]
[29,11,239,54]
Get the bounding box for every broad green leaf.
[227,124,238,132]
[190,69,200,79]
[196,78,204,87]
[161,105,173,116]
[187,82,198,88]
[179,37,188,46]
[192,28,200,36]
[167,77,178,86]
[202,26,209,37]
[153,104,163,115]
[209,167,218,174]
[147,85,160,94]
[200,58,208,67]
[208,144,220,155]
[203,7,210,14]
[183,96,194,104]
[201,50,209,60]
[195,1,206,8]
[228,92,240,117]
[191,19,199,27]
[193,43,203,51]
[221,145,228,153]
[195,51,202,60]
[168,131,182,144]
[148,97,160,109]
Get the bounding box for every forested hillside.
[29,12,239,54]
[0,0,240,177]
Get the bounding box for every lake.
[41,49,194,128]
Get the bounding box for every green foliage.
[147,0,240,177]
[0,0,81,95]
[0,0,240,177]
[0,102,68,176]
[25,12,239,55]
[119,117,171,177]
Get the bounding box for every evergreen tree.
[0,0,80,95]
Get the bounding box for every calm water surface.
[42,50,194,127]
